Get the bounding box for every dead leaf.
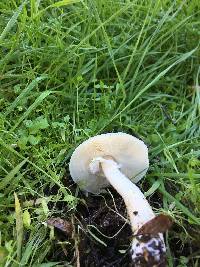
[137,214,173,235]
[46,217,73,236]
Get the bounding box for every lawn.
[0,0,200,266]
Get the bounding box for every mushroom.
[69,132,166,266]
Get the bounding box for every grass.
[0,0,200,266]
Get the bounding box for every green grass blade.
[14,193,23,261]
[34,0,81,18]
[122,48,197,112]
[150,178,200,225]
[144,179,161,197]
[35,263,61,267]
[4,76,48,117]
[0,159,27,190]
[98,47,197,132]
[50,0,80,8]
[0,1,27,42]
[150,172,200,180]
[10,90,53,132]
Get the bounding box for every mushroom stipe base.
[131,234,166,267]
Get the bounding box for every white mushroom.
[69,133,166,266]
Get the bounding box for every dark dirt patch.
[77,191,133,267]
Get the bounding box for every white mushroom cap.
[69,132,149,193]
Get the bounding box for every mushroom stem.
[100,158,154,231]
[90,157,166,266]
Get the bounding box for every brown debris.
[46,217,73,236]
[137,214,173,236]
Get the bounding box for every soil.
[77,191,133,267]
[47,179,133,266]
